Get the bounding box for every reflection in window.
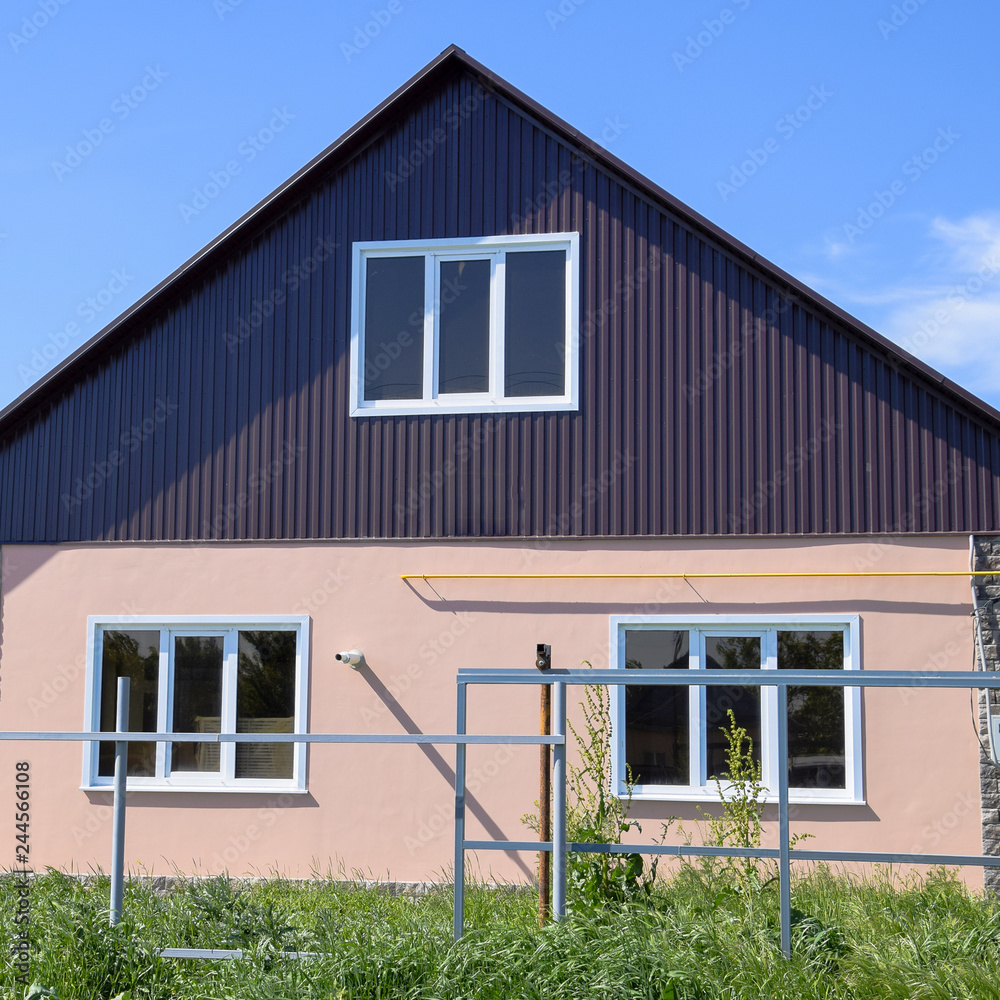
[98,630,159,777]
[616,620,856,801]
[624,630,690,785]
[236,630,296,779]
[705,636,761,780]
[88,618,306,790]
[171,635,224,773]
[779,631,846,789]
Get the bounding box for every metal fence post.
[538,678,551,927]
[552,680,567,919]
[776,682,791,959]
[453,681,467,940]
[110,676,129,927]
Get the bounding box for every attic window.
[350,233,579,415]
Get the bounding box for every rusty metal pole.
[536,643,551,927]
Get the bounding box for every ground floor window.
[83,616,309,791]
[610,615,862,804]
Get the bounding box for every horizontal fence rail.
[2,666,999,960]
[0,688,562,958]
[459,668,1000,688]
[455,667,1000,958]
[0,731,565,744]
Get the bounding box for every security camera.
[335,649,365,669]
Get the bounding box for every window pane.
[705,636,761,780]
[364,256,424,400]
[504,250,566,397]
[439,259,490,394]
[236,630,296,780]
[98,630,159,778]
[624,630,689,785]
[171,635,224,773]
[779,631,846,789]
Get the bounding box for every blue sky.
[2,0,998,413]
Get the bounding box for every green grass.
[3,864,1000,999]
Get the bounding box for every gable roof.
[2,46,999,542]
[2,44,998,436]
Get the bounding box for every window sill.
[350,397,578,417]
[81,784,309,795]
[625,790,866,807]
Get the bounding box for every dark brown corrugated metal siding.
[2,70,1000,542]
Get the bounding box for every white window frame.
[82,615,310,793]
[350,232,580,416]
[609,614,863,805]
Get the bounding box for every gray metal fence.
[454,666,1000,958]
[3,667,1000,960]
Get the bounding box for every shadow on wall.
[357,663,534,880]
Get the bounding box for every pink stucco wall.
[0,536,984,884]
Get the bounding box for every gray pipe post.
[552,680,567,919]
[776,682,791,959]
[453,680,468,940]
[110,676,129,927]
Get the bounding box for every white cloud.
[848,213,1000,402]
[928,212,1000,272]
[887,297,1000,366]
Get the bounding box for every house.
[2,46,1000,885]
